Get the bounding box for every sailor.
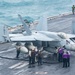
[28,50,32,68]
[52,47,58,61]
[37,50,42,66]
[58,47,64,62]
[15,42,21,58]
[34,47,38,62]
[72,5,75,15]
[31,49,36,67]
[54,47,58,59]
[66,51,70,67]
[62,50,67,68]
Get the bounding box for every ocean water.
[0,0,75,26]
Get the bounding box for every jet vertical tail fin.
[36,15,48,31]
[0,25,10,42]
[18,14,32,35]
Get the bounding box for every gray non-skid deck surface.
[0,44,75,75]
[0,14,75,75]
[48,14,75,33]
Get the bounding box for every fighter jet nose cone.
[65,44,75,51]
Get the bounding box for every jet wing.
[34,32,57,41]
[10,35,35,42]
[10,32,58,42]
[9,34,24,38]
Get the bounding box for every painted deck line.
[9,61,28,69]
[15,62,28,69]
[0,48,16,54]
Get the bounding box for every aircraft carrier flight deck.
[0,14,75,75]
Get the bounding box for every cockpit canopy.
[57,32,68,39]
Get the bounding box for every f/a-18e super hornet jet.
[8,14,75,53]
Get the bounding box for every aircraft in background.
[8,14,75,53]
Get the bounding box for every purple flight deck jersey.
[58,48,64,54]
[62,53,68,59]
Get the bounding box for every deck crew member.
[37,50,42,66]
[72,5,75,15]
[28,50,32,68]
[15,42,21,58]
[31,49,36,67]
[54,47,58,60]
[62,50,67,68]
[58,47,64,62]
[66,51,70,67]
